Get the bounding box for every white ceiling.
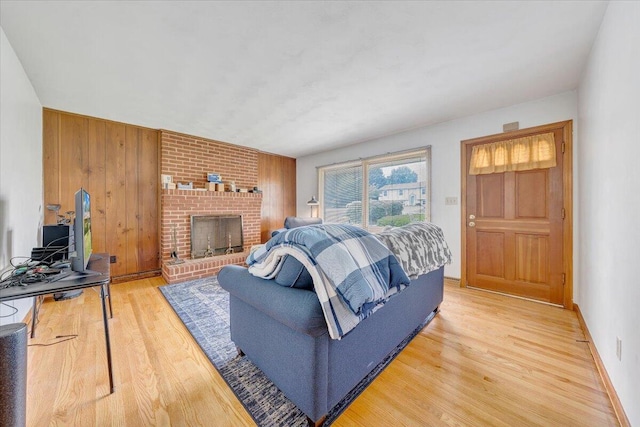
[1,1,607,158]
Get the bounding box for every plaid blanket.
[374,222,452,280]
[247,224,410,339]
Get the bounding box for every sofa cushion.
[274,255,314,290]
[284,216,323,229]
[218,265,327,337]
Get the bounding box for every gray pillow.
[274,255,314,290]
[284,216,323,229]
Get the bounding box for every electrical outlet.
[616,337,622,361]
[445,197,458,205]
[110,255,117,264]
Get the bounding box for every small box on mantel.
[205,182,217,191]
[165,183,177,190]
[207,173,222,183]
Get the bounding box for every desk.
[0,253,115,393]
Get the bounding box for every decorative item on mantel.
[205,173,223,191]
[177,182,193,190]
[207,173,222,183]
[161,174,176,190]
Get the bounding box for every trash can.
[0,322,28,427]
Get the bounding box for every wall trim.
[111,270,161,284]
[574,304,630,427]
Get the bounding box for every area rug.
[159,276,433,426]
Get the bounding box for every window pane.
[322,165,363,226]
[319,148,430,232]
[368,156,428,232]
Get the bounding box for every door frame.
[460,120,573,309]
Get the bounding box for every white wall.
[577,2,639,425]
[297,91,578,280]
[0,27,43,325]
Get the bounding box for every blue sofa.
[218,262,444,425]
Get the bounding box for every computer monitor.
[71,188,99,275]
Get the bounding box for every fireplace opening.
[191,215,243,258]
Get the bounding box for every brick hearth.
[160,130,262,283]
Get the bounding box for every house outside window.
[318,148,431,232]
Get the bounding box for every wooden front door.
[461,121,572,307]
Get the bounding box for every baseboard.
[111,269,161,284]
[574,304,630,427]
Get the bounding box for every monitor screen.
[72,188,93,272]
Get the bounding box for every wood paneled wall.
[257,152,296,242]
[44,109,296,275]
[43,109,160,278]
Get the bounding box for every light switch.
[445,197,458,205]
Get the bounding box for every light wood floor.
[23,277,618,426]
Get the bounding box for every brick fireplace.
[160,130,262,283]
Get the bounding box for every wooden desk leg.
[100,284,115,393]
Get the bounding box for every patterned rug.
[159,276,434,426]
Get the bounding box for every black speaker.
[0,323,27,427]
[42,224,71,261]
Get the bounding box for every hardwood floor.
[23,278,618,426]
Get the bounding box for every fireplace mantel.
[162,188,263,197]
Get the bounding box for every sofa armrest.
[218,265,327,337]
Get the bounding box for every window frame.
[318,147,431,229]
